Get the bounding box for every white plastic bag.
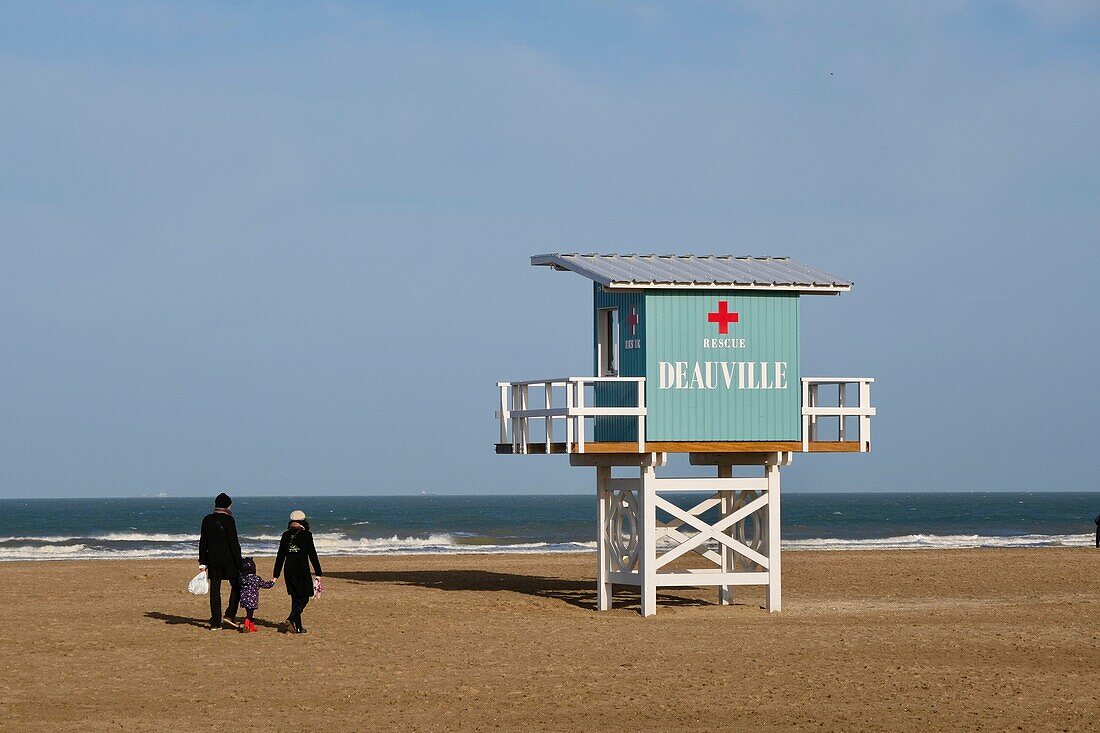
[188,570,210,595]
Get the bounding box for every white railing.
[801,377,875,452]
[497,375,873,454]
[496,377,646,454]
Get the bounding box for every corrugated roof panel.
[530,253,851,293]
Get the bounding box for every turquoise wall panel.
[643,291,800,441]
[593,284,644,442]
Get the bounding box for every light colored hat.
[289,510,307,521]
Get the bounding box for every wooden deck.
[495,441,866,455]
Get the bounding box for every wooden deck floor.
[495,441,865,455]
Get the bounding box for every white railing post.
[809,383,818,442]
[545,383,553,453]
[805,376,814,451]
[519,385,529,454]
[860,379,872,452]
[511,384,521,453]
[575,379,586,454]
[838,382,847,441]
[499,383,509,444]
[566,381,575,453]
[636,379,646,452]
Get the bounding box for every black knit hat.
[214,492,232,509]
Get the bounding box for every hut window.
[598,307,620,377]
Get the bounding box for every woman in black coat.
[273,510,323,634]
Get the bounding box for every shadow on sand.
[324,569,713,611]
[144,611,288,632]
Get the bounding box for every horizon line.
[2,489,1099,501]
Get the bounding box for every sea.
[0,492,1097,562]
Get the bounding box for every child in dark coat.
[238,557,275,633]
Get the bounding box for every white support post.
[765,462,782,612]
[639,463,657,617]
[499,384,509,444]
[596,465,612,611]
[717,463,733,606]
[636,379,646,453]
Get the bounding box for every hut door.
[598,307,619,376]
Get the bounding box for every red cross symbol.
[707,301,739,334]
[627,307,639,336]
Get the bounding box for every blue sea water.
[0,493,1097,562]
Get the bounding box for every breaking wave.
[0,531,598,562]
[783,533,1095,551]
[0,531,1092,562]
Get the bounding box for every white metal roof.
[531,253,852,294]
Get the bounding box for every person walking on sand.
[198,492,244,630]
[273,510,323,634]
[238,557,275,633]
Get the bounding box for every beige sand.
[1,548,1098,732]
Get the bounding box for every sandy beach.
[2,548,1098,732]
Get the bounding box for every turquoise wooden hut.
[496,253,875,616]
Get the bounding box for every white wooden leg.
[640,463,657,617]
[717,464,733,605]
[596,465,612,611]
[765,463,782,612]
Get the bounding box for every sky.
[1,1,1098,498]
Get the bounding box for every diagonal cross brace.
[658,525,724,567]
[661,495,723,523]
[654,493,770,570]
[657,495,724,566]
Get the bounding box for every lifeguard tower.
[496,254,875,616]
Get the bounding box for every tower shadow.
[324,569,713,611]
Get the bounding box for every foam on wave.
[0,532,200,544]
[784,533,1094,550]
[0,531,599,562]
[0,532,1091,562]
